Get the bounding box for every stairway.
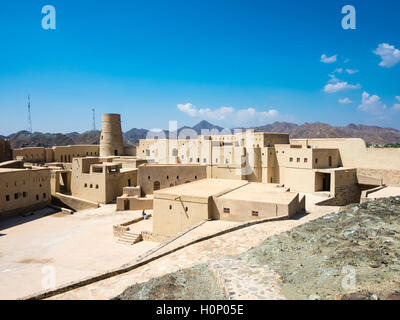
[117,230,142,245]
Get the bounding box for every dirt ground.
[0,206,158,299]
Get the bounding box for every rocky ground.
[246,197,400,299]
[113,197,400,300]
[114,264,227,300]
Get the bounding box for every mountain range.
[4,120,400,149]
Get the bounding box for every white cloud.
[177,103,279,124]
[324,81,361,93]
[198,106,235,121]
[235,108,278,123]
[328,74,340,83]
[345,69,359,74]
[373,43,400,68]
[339,97,353,104]
[334,68,343,73]
[320,54,337,63]
[357,91,387,115]
[177,103,198,117]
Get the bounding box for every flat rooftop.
[154,179,248,198]
[0,167,50,174]
[154,179,299,204]
[219,183,297,204]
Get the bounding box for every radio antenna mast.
[27,95,33,133]
[92,108,96,131]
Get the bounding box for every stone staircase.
[116,231,142,245]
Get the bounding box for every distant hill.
[251,122,400,145]
[4,120,400,148]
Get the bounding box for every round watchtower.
[100,113,124,157]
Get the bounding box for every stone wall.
[357,168,400,186]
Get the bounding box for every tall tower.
[100,113,124,157]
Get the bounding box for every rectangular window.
[297,158,300,162]
[251,211,259,217]
[304,158,308,163]
[6,195,10,201]
[289,157,293,162]
[223,208,230,213]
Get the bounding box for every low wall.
[0,201,51,221]
[116,196,153,211]
[52,193,99,211]
[315,185,361,206]
[141,231,170,243]
[331,184,361,206]
[113,214,153,237]
[357,168,400,186]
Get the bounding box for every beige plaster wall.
[137,164,207,196]
[0,168,51,220]
[153,197,210,237]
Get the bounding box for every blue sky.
[0,0,399,134]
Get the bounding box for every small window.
[96,185,99,189]
[14,193,18,200]
[169,205,172,210]
[90,184,93,188]
[297,158,300,162]
[43,193,46,199]
[166,176,169,180]
[185,207,188,212]
[23,192,27,198]
[148,176,151,180]
[289,157,293,162]
[84,183,87,188]
[203,158,207,163]
[177,176,179,180]
[304,158,308,163]
[5,195,10,201]
[223,208,230,213]
[195,176,197,179]
[251,211,259,217]
[315,158,318,164]
[36,195,39,201]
